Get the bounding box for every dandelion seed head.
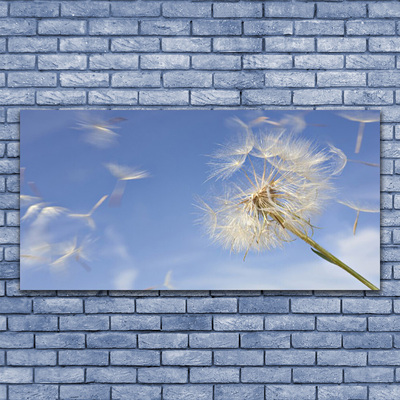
[105,163,149,181]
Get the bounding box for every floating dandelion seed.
[105,163,149,206]
[337,200,380,235]
[144,270,175,290]
[338,112,380,154]
[21,202,47,221]
[75,113,124,148]
[51,237,92,272]
[69,195,108,229]
[199,126,378,290]
[20,194,42,208]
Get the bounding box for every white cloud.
[113,269,138,290]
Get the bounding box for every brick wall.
[0,1,399,399]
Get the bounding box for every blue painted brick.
[59,350,109,366]
[60,72,109,88]
[0,55,35,70]
[296,55,344,69]
[369,316,400,331]
[7,349,56,366]
[37,90,87,105]
[369,3,400,18]
[347,20,395,36]
[89,19,138,35]
[163,385,212,400]
[8,385,58,399]
[346,55,395,69]
[141,55,189,70]
[370,38,400,53]
[345,89,393,105]
[162,315,211,331]
[90,54,138,70]
[294,89,342,105]
[10,2,59,17]
[214,384,264,400]
[87,332,137,348]
[241,367,291,383]
[112,2,160,17]
[0,19,36,36]
[318,38,366,53]
[265,72,315,87]
[214,38,262,53]
[0,297,31,313]
[60,385,110,400]
[192,55,241,70]
[265,385,316,400]
[264,3,314,18]
[162,38,211,53]
[60,315,109,331]
[38,54,87,70]
[61,2,110,17]
[112,385,161,399]
[239,296,289,313]
[138,367,187,383]
[342,299,392,314]
[265,350,315,365]
[139,333,187,349]
[85,298,135,313]
[111,38,160,52]
[9,37,57,53]
[0,333,33,348]
[34,298,83,313]
[345,367,394,383]
[293,367,342,383]
[265,315,315,330]
[8,315,57,331]
[292,332,342,349]
[318,350,367,366]
[214,315,263,331]
[111,315,160,330]
[317,3,366,19]
[8,72,57,88]
[318,71,366,87]
[110,350,159,366]
[193,20,241,36]
[162,350,211,366]
[189,332,239,348]
[191,90,239,106]
[163,2,210,18]
[343,333,392,349]
[242,90,291,105]
[0,367,32,383]
[141,21,190,36]
[214,3,262,18]
[244,21,293,35]
[243,55,292,69]
[318,385,367,400]
[214,350,264,366]
[187,298,237,313]
[89,90,138,105]
[38,19,86,35]
[241,332,290,349]
[163,71,211,88]
[190,367,239,383]
[317,316,366,331]
[35,367,84,383]
[295,20,344,35]
[60,38,109,53]
[369,350,400,365]
[86,367,137,383]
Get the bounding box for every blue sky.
[20,110,380,290]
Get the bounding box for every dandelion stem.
[287,225,378,290]
[355,122,365,154]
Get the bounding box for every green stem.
[287,225,379,291]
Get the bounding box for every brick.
[111,350,159,366]
[369,316,400,331]
[0,194,18,209]
[242,90,291,105]
[85,298,135,313]
[139,90,188,105]
[0,368,32,383]
[242,367,291,383]
[139,333,187,349]
[38,55,87,70]
[193,20,241,36]
[189,333,239,348]
[60,72,109,87]
[8,315,57,331]
[318,350,366,366]
[60,315,109,331]
[62,2,110,17]
[39,20,86,35]
[112,71,159,88]
[214,38,262,53]
[239,297,289,313]
[0,19,36,36]
[35,368,84,383]
[345,89,393,105]
[7,349,56,366]
[317,3,366,18]
[295,20,344,35]
[370,38,400,53]
[162,350,211,366]
[318,385,367,400]
[295,55,344,69]
[0,297,31,313]
[141,21,189,36]
[214,385,264,400]
[138,367,187,383]
[294,89,342,105]
[347,20,395,36]
[141,55,189,70]
[87,332,136,349]
[265,315,314,331]
[90,54,138,70]
[265,71,315,87]
[190,367,239,383]
[318,38,366,53]
[112,38,160,52]
[264,2,314,18]
[317,316,366,331]
[343,333,392,349]
[86,367,136,383]
[162,38,211,53]
[370,71,400,87]
[60,38,108,52]
[293,367,342,383]
[89,19,138,36]
[37,90,86,105]
[9,385,58,399]
[292,333,341,349]
[187,298,237,313]
[369,3,400,18]
[345,367,393,383]
[214,3,262,18]
[163,2,210,18]
[9,37,57,53]
[191,90,239,106]
[163,385,212,400]
[60,385,110,400]
[0,55,35,70]
[59,350,109,366]
[8,72,57,88]
[0,333,33,348]
[112,2,160,17]
[241,332,290,349]
[162,315,211,331]
[214,315,263,331]
[214,350,263,366]
[112,385,161,400]
[346,55,395,69]
[11,2,59,17]
[343,299,392,314]
[192,55,241,70]
[244,21,293,36]
[265,385,316,400]
[89,90,138,105]
[163,71,211,88]
[265,350,315,365]
[318,72,366,87]
[111,315,160,330]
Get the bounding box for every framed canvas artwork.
[20,110,380,290]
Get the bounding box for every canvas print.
[20,110,380,290]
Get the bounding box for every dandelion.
[68,195,108,229]
[105,163,149,206]
[338,111,380,154]
[199,125,378,290]
[51,237,92,272]
[75,113,124,148]
[337,200,380,235]
[144,270,175,290]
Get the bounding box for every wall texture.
[0,0,399,399]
